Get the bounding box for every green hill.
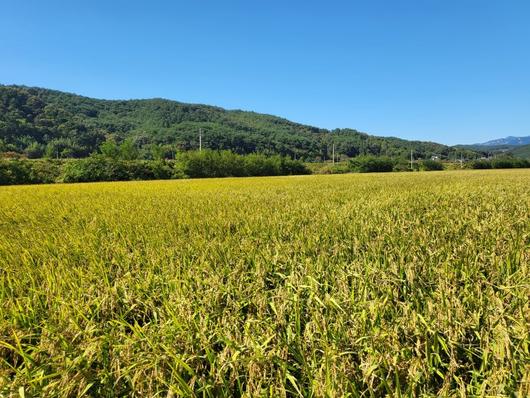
[1,84,472,160]
[510,143,530,159]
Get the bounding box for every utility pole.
[460,152,463,168]
[199,128,202,152]
[410,149,413,171]
[332,143,335,165]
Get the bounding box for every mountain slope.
[1,84,464,160]
[475,136,530,146]
[510,143,530,159]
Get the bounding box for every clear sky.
[2,0,529,145]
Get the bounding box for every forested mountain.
[1,85,474,160]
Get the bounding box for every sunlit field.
[1,170,529,397]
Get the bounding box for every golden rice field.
[1,170,529,397]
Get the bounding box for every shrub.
[62,157,126,183]
[146,160,176,180]
[419,159,444,171]
[181,151,238,178]
[491,158,516,169]
[491,157,530,169]
[171,161,187,179]
[28,160,64,183]
[25,143,45,159]
[349,156,395,173]
[244,154,281,176]
[181,150,309,178]
[0,160,32,185]
[280,156,311,175]
[330,163,351,174]
[0,152,311,185]
[0,160,63,185]
[393,161,413,172]
[470,160,493,169]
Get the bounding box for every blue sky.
[1,0,529,145]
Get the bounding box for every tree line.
[0,150,309,185]
[3,151,529,186]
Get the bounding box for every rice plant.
[0,170,529,397]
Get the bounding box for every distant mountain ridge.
[1,84,475,160]
[474,136,530,147]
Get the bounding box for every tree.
[25,142,45,159]
[119,139,139,160]
[419,159,443,171]
[99,139,120,159]
[150,144,165,160]
[349,156,395,172]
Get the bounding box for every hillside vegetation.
[1,85,469,161]
[1,170,529,396]
[511,143,530,159]
[0,151,309,185]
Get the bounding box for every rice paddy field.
[0,170,529,397]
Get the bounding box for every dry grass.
[1,170,529,397]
